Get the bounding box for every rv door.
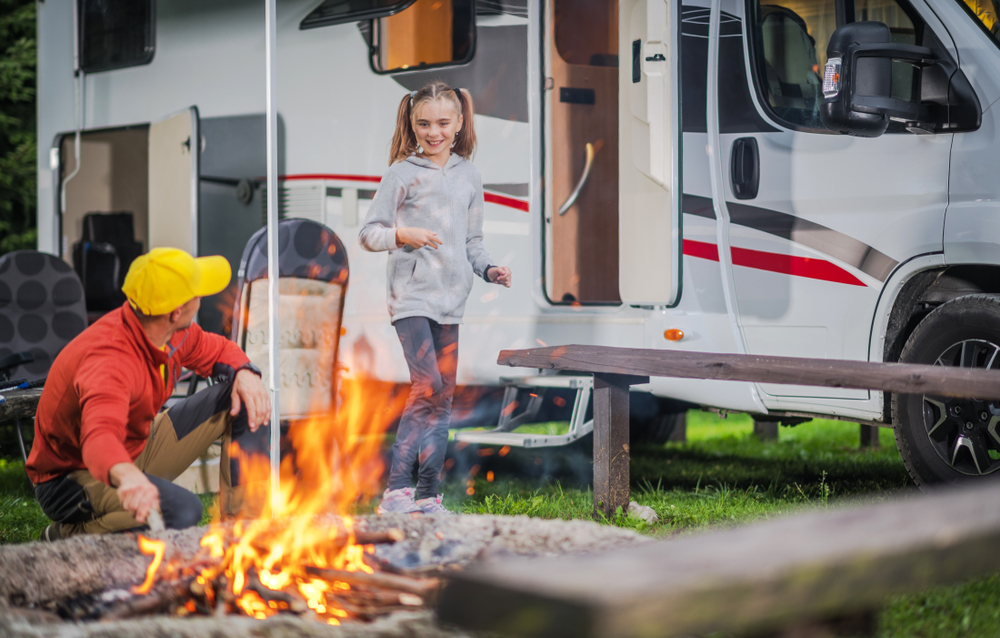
[619,0,681,306]
[148,107,200,253]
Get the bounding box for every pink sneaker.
[377,488,420,515]
[415,494,452,514]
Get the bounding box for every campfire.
[113,376,428,625]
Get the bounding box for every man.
[26,247,272,539]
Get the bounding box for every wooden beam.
[0,388,42,424]
[498,345,1000,400]
[593,374,647,518]
[860,424,881,448]
[438,482,1000,638]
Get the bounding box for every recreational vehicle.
[32,0,1000,487]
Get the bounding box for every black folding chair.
[0,250,87,461]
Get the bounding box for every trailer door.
[148,107,200,254]
[619,0,682,306]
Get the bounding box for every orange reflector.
[340,326,347,336]
[664,329,684,342]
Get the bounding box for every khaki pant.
[35,380,270,537]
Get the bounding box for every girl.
[359,82,512,515]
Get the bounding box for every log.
[438,482,1000,638]
[304,567,440,599]
[0,388,42,424]
[593,374,647,518]
[498,345,1000,400]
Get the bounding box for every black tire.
[893,294,1000,487]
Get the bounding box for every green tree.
[0,0,36,255]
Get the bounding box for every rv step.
[454,421,594,448]
[454,375,593,448]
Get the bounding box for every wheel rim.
[923,339,1000,476]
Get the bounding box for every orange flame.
[193,375,407,622]
[132,535,166,595]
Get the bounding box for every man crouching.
[26,247,272,540]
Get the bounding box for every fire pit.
[0,514,647,637]
[0,378,646,636]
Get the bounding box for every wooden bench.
[497,345,1000,518]
[438,481,1000,637]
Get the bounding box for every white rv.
[35,0,1000,486]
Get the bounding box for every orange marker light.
[340,326,347,336]
[664,329,685,342]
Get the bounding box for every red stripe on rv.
[277,174,530,211]
[682,239,720,261]
[730,246,866,286]
[484,192,530,211]
[683,239,866,286]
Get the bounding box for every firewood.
[102,576,194,620]
[304,566,440,599]
[352,528,405,545]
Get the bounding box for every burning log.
[104,576,196,621]
[304,566,441,600]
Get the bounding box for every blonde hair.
[389,81,477,165]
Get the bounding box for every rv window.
[554,0,619,66]
[952,0,1000,51]
[78,0,155,73]
[300,0,418,30]
[748,0,920,131]
[371,0,475,72]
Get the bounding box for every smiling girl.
[359,82,512,515]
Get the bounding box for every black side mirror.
[819,21,934,137]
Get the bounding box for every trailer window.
[747,0,919,131]
[79,0,155,73]
[300,0,418,30]
[952,0,1000,51]
[371,0,476,73]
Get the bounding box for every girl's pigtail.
[389,93,417,165]
[453,88,477,161]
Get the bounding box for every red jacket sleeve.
[76,352,134,485]
[175,322,250,380]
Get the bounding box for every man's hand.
[487,266,512,288]
[231,368,272,432]
[396,227,443,250]
[109,462,159,525]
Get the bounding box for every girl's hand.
[396,227,443,250]
[488,266,512,288]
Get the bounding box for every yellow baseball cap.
[122,247,231,315]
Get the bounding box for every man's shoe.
[39,522,63,542]
[376,488,420,515]
[415,494,452,514]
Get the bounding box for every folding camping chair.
[231,218,349,420]
[0,250,88,461]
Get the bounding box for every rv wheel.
[893,295,1000,486]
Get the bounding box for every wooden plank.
[0,388,43,424]
[753,420,779,441]
[498,345,1000,400]
[593,374,647,518]
[438,482,1000,638]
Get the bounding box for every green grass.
[2,411,997,636]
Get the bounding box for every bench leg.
[593,373,648,519]
[754,420,779,441]
[860,424,880,449]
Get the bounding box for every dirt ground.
[0,514,647,638]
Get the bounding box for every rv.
[35,0,1000,487]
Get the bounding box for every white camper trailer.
[35,0,1000,486]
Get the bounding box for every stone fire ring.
[0,514,648,638]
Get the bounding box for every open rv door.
[619,0,681,306]
[148,107,200,253]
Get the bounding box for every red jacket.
[26,303,250,486]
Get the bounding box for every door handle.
[730,137,759,200]
[558,142,596,216]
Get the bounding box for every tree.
[0,0,36,256]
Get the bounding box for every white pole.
[265,0,281,517]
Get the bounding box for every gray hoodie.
[359,154,495,324]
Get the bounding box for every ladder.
[454,375,593,448]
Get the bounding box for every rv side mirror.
[819,21,935,137]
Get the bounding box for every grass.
[2,411,997,636]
